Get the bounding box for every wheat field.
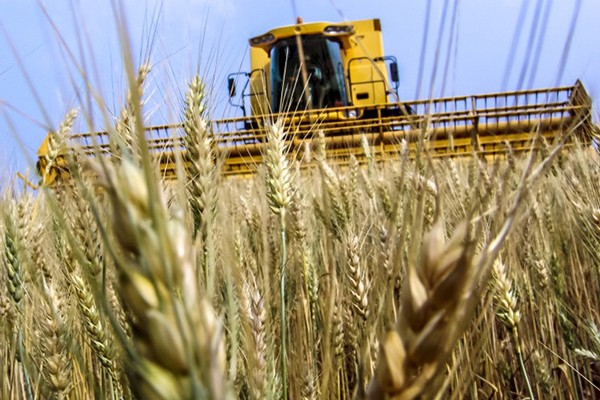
[1,10,600,398]
[1,65,599,400]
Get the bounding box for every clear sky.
[1,0,599,179]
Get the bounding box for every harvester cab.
[227,18,401,119]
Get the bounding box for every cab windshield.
[270,36,347,113]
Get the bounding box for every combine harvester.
[37,18,594,184]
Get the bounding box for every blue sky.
[1,0,599,179]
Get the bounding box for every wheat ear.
[38,280,72,398]
[366,220,477,399]
[114,63,151,161]
[182,75,218,295]
[491,260,534,400]
[41,109,78,185]
[3,205,24,306]
[242,276,268,400]
[89,158,230,399]
[2,201,35,400]
[183,76,217,235]
[263,119,293,400]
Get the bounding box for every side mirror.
[228,77,236,97]
[390,61,399,84]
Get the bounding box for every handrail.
[67,104,588,152]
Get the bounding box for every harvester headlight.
[250,33,276,46]
[324,25,354,35]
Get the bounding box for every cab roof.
[248,18,381,51]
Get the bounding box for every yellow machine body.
[36,19,595,185]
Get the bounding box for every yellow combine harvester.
[37,18,593,185]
